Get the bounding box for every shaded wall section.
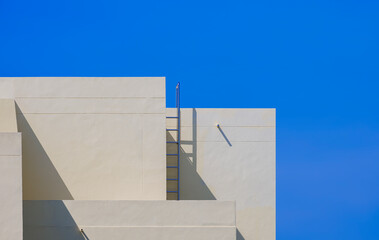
[167,108,276,240]
[0,77,166,200]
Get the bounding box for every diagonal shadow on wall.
[16,103,73,200]
[168,108,245,240]
[23,200,84,240]
[167,108,215,200]
[237,228,246,240]
[179,146,216,200]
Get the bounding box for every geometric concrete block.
[23,200,236,227]
[0,77,167,200]
[167,108,276,240]
[23,200,236,240]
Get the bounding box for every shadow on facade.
[167,108,216,200]
[217,125,232,147]
[237,228,245,240]
[23,201,83,240]
[16,104,73,200]
[171,108,245,240]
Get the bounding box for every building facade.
[0,77,275,240]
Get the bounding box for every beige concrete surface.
[0,99,17,132]
[84,227,236,240]
[24,200,235,226]
[0,77,166,200]
[0,77,165,98]
[0,77,275,240]
[0,132,22,155]
[24,200,236,240]
[167,108,276,240]
[24,226,236,240]
[0,133,22,240]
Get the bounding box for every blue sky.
[1,0,378,239]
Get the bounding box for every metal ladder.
[166,82,180,200]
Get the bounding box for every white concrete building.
[0,77,275,240]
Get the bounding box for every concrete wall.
[167,108,276,240]
[0,99,18,132]
[0,133,23,240]
[0,78,275,240]
[0,77,166,200]
[24,200,236,240]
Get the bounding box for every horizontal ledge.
[167,179,179,181]
[77,226,235,228]
[16,113,165,115]
[15,97,165,99]
[166,166,178,168]
[166,126,275,128]
[180,141,275,143]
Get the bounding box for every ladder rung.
[166,129,179,131]
[166,141,179,144]
[167,178,178,181]
[167,154,179,156]
[167,166,178,168]
[166,116,178,119]
[167,191,178,193]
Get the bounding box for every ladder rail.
[176,83,180,200]
[166,82,180,200]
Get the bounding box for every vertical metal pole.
[176,82,180,200]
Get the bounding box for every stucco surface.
[167,108,276,240]
[24,227,236,240]
[0,77,166,200]
[0,99,18,132]
[0,77,165,98]
[24,200,236,240]
[0,133,22,240]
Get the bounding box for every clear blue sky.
[1,1,378,239]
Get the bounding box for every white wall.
[0,77,166,200]
[167,108,276,240]
[0,133,22,240]
[23,200,236,240]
